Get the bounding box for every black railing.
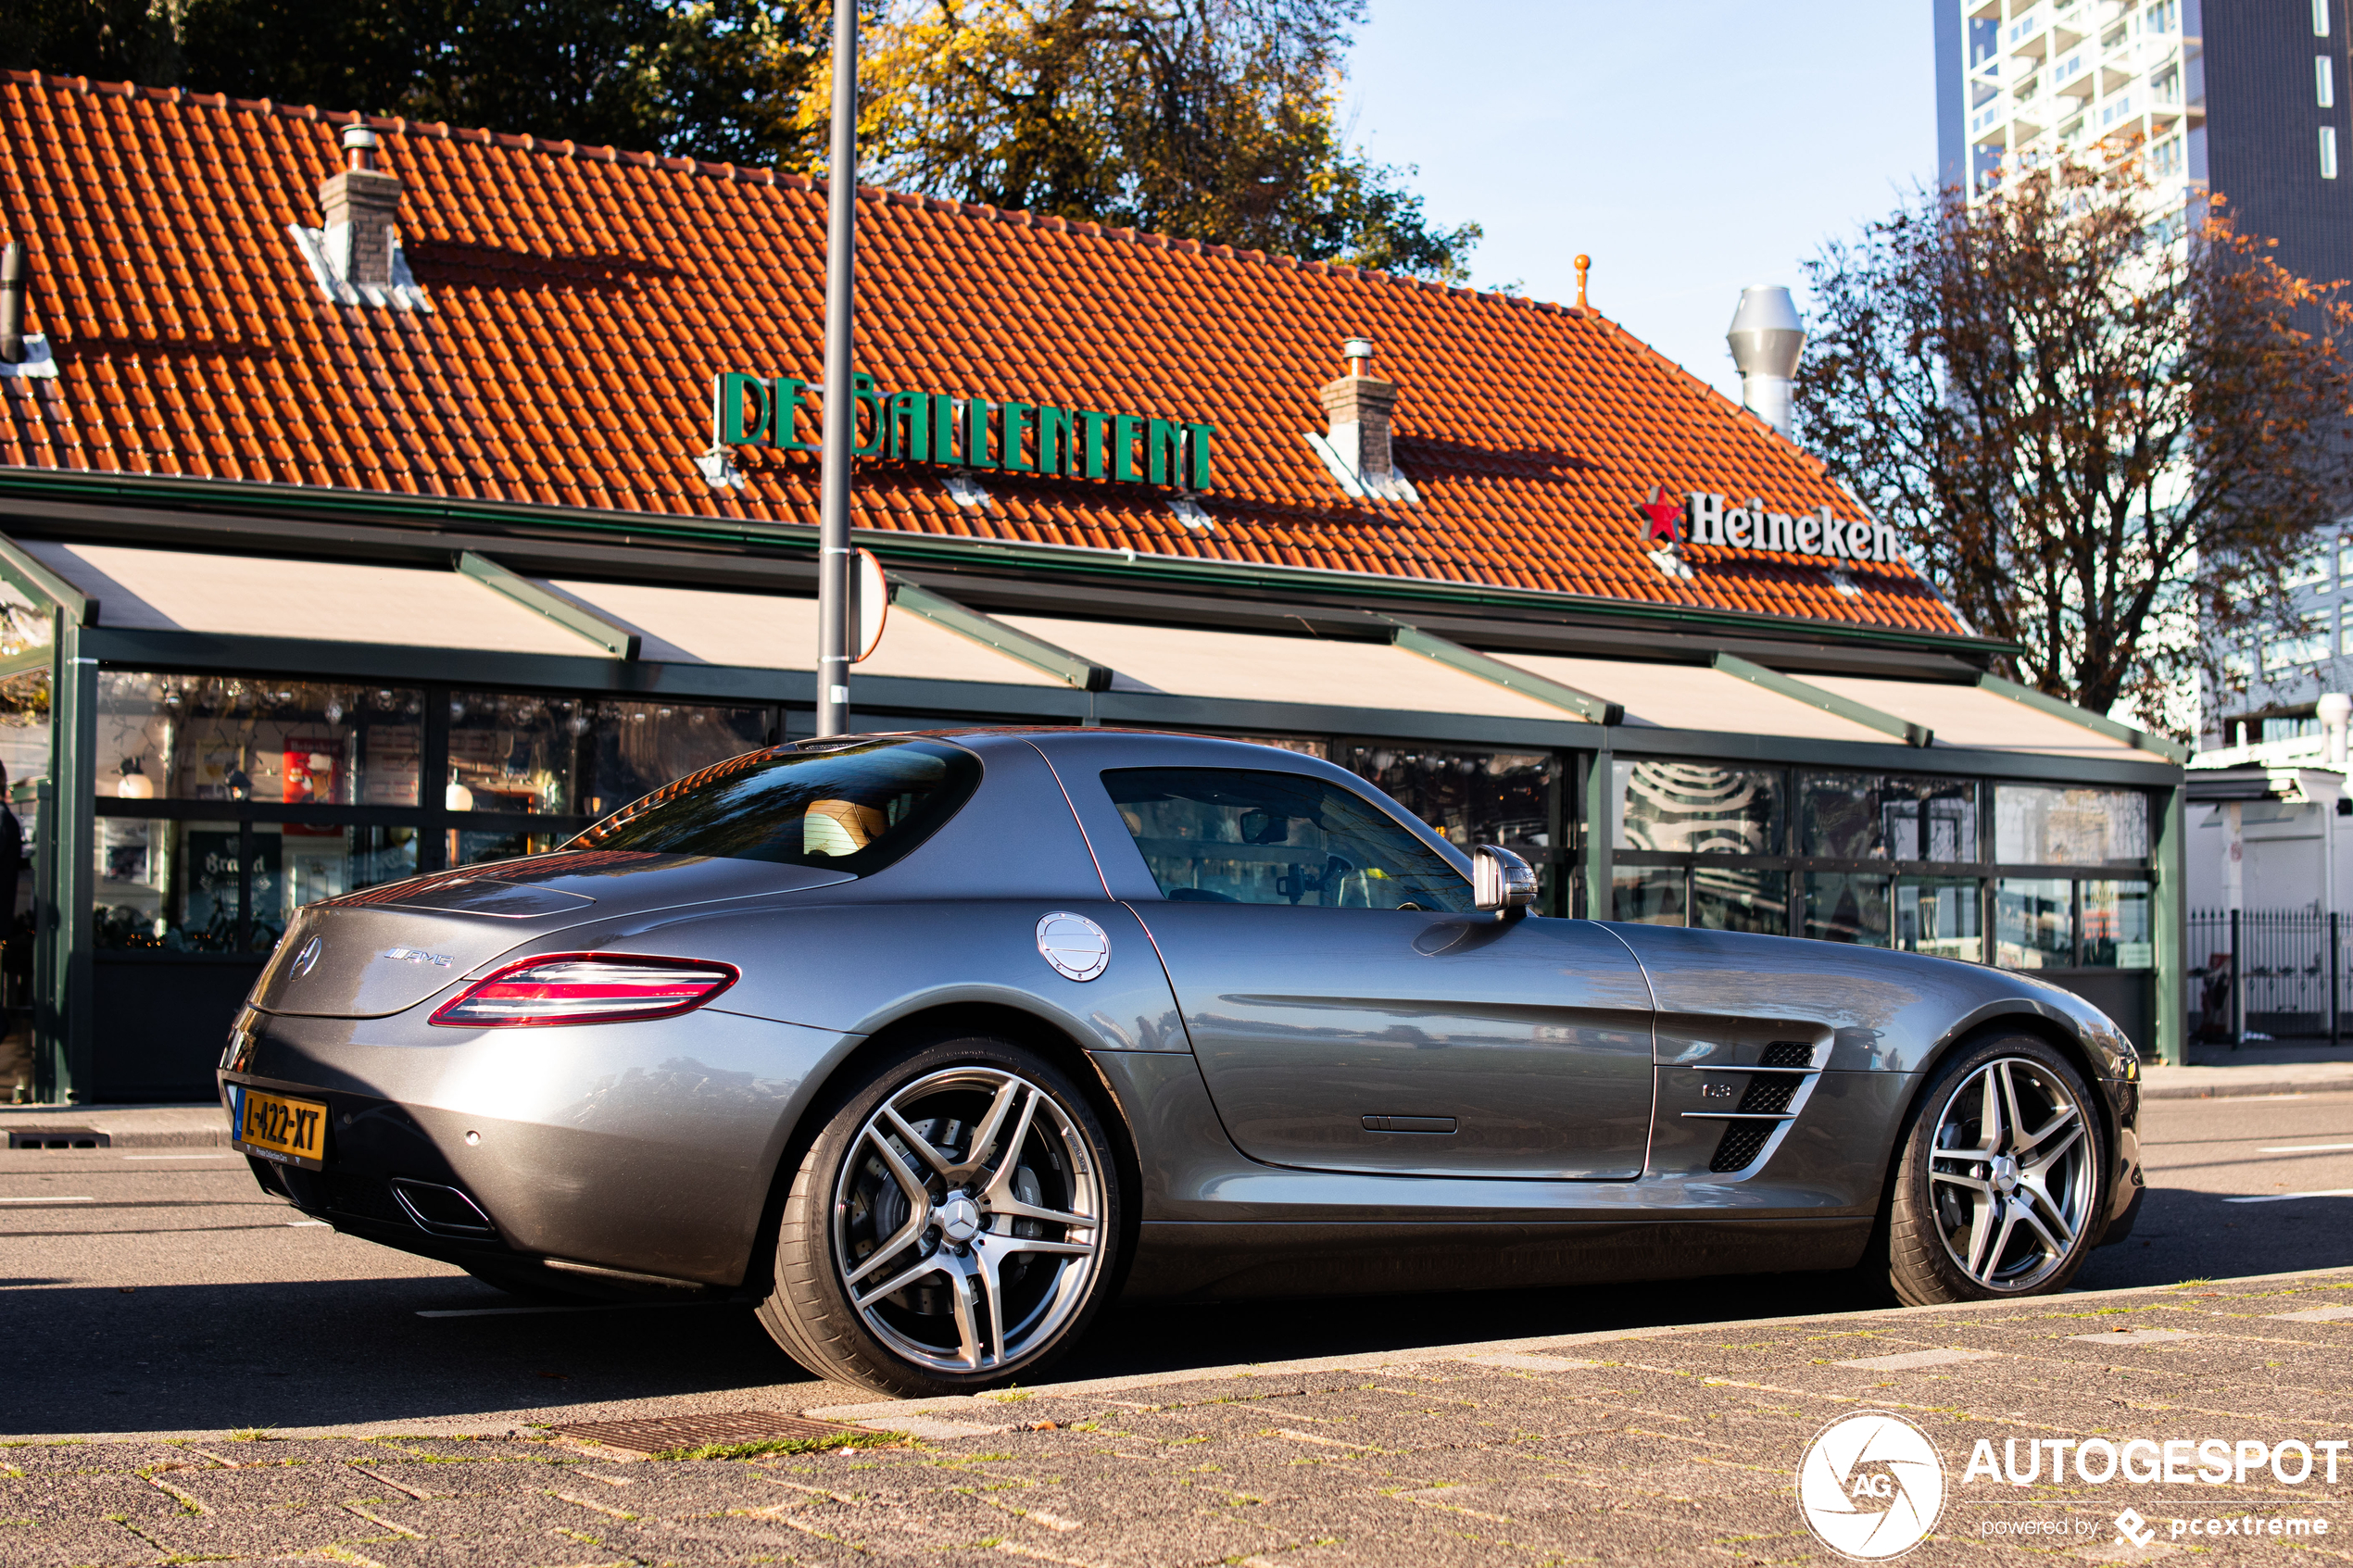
[2187,908,2347,1044]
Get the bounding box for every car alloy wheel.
[757,1035,1124,1397]
[831,1065,1106,1374]
[1925,1056,2095,1292]
[1881,1033,2105,1306]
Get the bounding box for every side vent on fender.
[1690,1040,1826,1175]
[1710,1123,1773,1173]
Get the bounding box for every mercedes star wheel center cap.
[938,1194,982,1245]
[1991,1154,2020,1194]
[1036,911,1111,982]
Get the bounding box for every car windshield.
[569,737,979,872]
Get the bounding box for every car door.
[1088,761,1656,1180]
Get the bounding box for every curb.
[2140,1073,2353,1100]
[0,1103,229,1148]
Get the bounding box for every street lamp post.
[813,0,859,737]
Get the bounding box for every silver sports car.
[220,730,2143,1396]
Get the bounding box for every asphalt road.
[4,1090,2349,1440]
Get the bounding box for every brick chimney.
[1319,336,1397,480]
[319,126,401,287]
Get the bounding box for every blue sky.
[1347,1,1940,404]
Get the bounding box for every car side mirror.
[1471,844,1538,913]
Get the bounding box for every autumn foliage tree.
[6,0,1475,279]
[823,0,1479,278]
[1798,156,2353,732]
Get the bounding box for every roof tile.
[0,72,1961,634]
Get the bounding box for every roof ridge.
[2,69,1585,311]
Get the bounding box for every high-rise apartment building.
[1937,0,2353,746]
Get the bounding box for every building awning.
[1477,652,1894,744]
[542,579,1063,685]
[1799,674,2135,757]
[10,542,2179,776]
[22,543,599,659]
[995,615,1582,722]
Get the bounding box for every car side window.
[1101,767,1472,911]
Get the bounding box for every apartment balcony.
[2051,50,2096,98]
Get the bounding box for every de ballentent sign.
[712,370,1216,491]
[1640,484,1903,564]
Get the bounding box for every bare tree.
[1798,156,2353,733]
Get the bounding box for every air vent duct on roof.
[0,240,56,381]
[1726,285,1805,440]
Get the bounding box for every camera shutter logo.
[1797,1411,1946,1560]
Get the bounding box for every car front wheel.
[756,1036,1123,1398]
[1882,1034,2106,1306]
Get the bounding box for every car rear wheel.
[756,1036,1123,1398]
[1882,1034,2105,1306]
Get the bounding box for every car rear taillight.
[428,953,739,1028]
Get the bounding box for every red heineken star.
[1639,485,1683,543]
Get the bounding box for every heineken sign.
[1642,486,1904,564]
[712,371,1215,491]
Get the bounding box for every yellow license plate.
[233,1086,328,1168]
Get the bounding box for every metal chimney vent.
[1726,285,1805,440]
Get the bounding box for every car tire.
[755,1035,1124,1398]
[1881,1033,2107,1307]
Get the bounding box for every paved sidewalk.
[2145,1044,2353,1099]
[0,1101,228,1147]
[11,1267,2353,1565]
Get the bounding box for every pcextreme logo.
[1797,1411,1947,1561]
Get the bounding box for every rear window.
[569,738,980,872]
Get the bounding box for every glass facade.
[1604,760,2152,974]
[91,674,783,947]
[98,676,423,807]
[1896,877,1984,962]
[1348,744,1559,909]
[1996,878,2076,970]
[1615,760,1781,855]
[1994,784,2150,866]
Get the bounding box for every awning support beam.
[891,582,1114,692]
[0,533,95,625]
[1713,651,1932,747]
[1976,672,2190,763]
[1386,621,1621,725]
[456,551,639,659]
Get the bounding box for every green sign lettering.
[709,370,1212,492]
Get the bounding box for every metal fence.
[2187,908,2350,1043]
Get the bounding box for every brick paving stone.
[21,1270,2353,1563]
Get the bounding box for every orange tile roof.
[0,72,1966,637]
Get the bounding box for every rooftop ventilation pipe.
[0,241,24,365]
[1726,284,1805,440]
[318,126,403,288]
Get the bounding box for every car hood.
[250,849,853,1019]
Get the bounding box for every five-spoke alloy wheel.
[759,1036,1123,1397]
[1882,1034,2105,1305]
